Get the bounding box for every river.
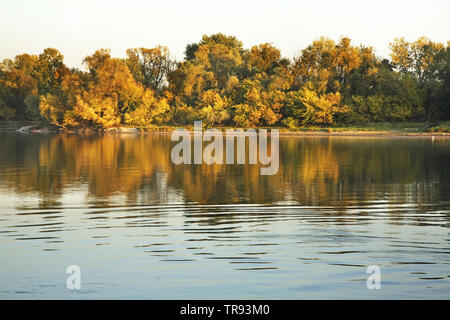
[0,132,449,299]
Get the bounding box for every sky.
[1,0,449,69]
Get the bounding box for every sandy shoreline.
[126,130,450,138]
[273,131,449,138]
[1,122,449,138]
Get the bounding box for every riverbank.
[1,120,449,137]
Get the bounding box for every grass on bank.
[130,122,450,133]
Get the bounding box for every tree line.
[1,34,449,129]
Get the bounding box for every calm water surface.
[0,132,449,299]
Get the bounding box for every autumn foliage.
[1,34,449,128]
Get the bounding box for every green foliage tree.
[0,54,39,118]
[126,46,176,93]
[389,37,447,120]
[33,48,69,95]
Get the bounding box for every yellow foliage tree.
[197,89,230,126]
[124,90,170,127]
[297,86,348,125]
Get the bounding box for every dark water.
[0,132,449,299]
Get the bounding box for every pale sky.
[2,0,449,69]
